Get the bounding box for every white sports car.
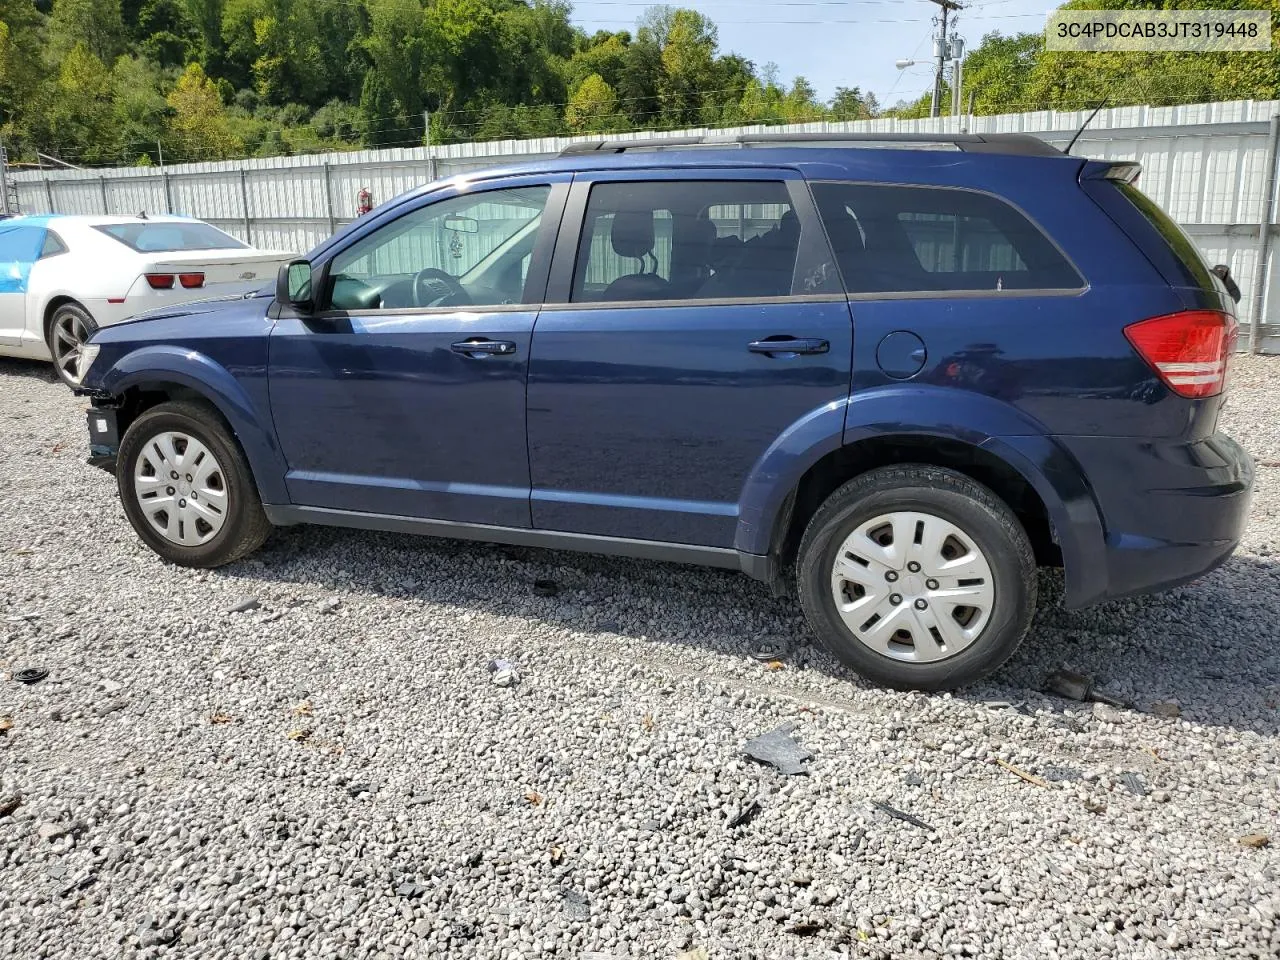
[0,214,293,385]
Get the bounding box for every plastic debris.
[742,723,812,776]
[872,801,934,831]
[14,668,49,685]
[785,920,827,937]
[750,639,789,661]
[1118,771,1149,797]
[1043,669,1133,709]
[227,597,260,614]
[1041,765,1082,783]
[560,887,589,920]
[1238,833,1270,848]
[676,949,710,960]
[0,796,21,818]
[726,795,762,828]
[488,659,519,687]
[1150,701,1182,718]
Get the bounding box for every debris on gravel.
[741,723,812,775]
[2,353,1280,959]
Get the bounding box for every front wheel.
[796,465,1037,691]
[117,401,271,567]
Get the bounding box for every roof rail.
[559,132,1062,158]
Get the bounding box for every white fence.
[10,100,1280,351]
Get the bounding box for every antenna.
[1065,98,1110,155]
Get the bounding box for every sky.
[568,0,1060,108]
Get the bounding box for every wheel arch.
[41,295,86,342]
[738,419,1108,609]
[99,347,289,504]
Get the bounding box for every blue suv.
[75,133,1253,689]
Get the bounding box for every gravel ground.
[1,354,1277,960]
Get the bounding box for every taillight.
[145,273,174,290]
[1124,310,1237,399]
[178,272,205,289]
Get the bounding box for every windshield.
[96,221,248,253]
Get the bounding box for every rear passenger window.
[811,183,1082,295]
[571,180,807,303]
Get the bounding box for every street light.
[895,59,919,70]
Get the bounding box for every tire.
[116,400,272,567]
[45,301,99,388]
[796,464,1037,691]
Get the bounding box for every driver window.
[327,184,552,311]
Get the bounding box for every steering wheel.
[411,267,470,307]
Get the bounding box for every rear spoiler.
[1080,160,1142,184]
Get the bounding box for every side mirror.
[277,259,313,310]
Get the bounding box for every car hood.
[108,287,274,327]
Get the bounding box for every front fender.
[97,345,289,504]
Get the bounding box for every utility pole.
[423,109,431,146]
[928,0,963,119]
[157,140,164,169]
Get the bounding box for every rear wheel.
[797,464,1037,690]
[46,302,98,387]
[117,401,271,567]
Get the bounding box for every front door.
[269,176,567,526]
[527,171,852,547]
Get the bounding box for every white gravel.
[1,354,1278,960]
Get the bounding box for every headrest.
[611,210,655,259]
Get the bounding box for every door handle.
[748,336,829,356]
[451,338,517,357]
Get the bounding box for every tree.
[167,61,243,159]
[45,43,114,162]
[47,0,124,64]
[566,73,623,133]
[830,86,870,121]
[657,8,716,127]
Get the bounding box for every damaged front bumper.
[85,402,121,471]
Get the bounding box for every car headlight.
[75,343,101,385]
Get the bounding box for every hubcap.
[133,432,228,546]
[51,313,90,382]
[829,511,995,663]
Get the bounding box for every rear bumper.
[1056,432,1253,605]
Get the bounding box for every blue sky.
[568,0,1059,107]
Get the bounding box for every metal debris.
[872,801,934,831]
[1118,772,1149,797]
[742,723,812,776]
[14,668,49,685]
[1043,669,1133,709]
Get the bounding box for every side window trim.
[544,171,846,308]
[39,230,69,259]
[811,180,1087,299]
[313,176,570,315]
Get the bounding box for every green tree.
[47,0,123,63]
[167,60,243,159]
[565,72,623,133]
[657,8,716,126]
[45,42,114,162]
[830,86,870,121]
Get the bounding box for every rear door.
[526,169,851,547]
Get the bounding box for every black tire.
[116,400,271,567]
[796,464,1037,691]
[45,301,99,388]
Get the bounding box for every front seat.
[601,210,670,302]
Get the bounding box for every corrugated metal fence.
[10,100,1280,350]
